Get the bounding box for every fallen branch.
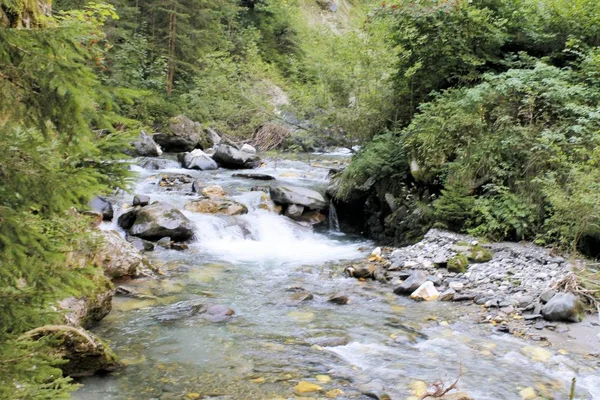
[418,362,463,400]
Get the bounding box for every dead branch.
[251,122,292,151]
[418,362,463,400]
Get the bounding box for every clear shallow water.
[77,154,600,400]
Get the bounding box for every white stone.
[241,143,257,154]
[410,281,440,301]
[449,281,464,291]
[371,247,382,257]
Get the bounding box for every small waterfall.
[328,200,341,232]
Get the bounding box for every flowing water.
[75,154,600,400]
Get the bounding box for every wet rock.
[439,288,455,301]
[232,173,275,181]
[308,337,349,347]
[129,202,194,242]
[269,185,327,210]
[191,180,204,194]
[94,230,146,278]
[284,204,304,219]
[157,174,193,191]
[296,210,327,226]
[184,198,248,216]
[410,281,440,301]
[23,325,122,378]
[240,143,257,154]
[205,304,235,322]
[132,130,162,157]
[117,206,139,230]
[177,149,218,171]
[394,271,427,295]
[126,235,155,252]
[156,237,172,249]
[344,264,377,280]
[133,194,150,207]
[89,196,113,221]
[154,115,213,152]
[212,144,260,169]
[541,292,583,323]
[287,292,314,303]
[201,185,226,197]
[171,242,188,251]
[453,293,476,302]
[328,293,348,305]
[153,300,206,323]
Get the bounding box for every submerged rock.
[344,264,377,280]
[129,202,194,241]
[153,300,206,323]
[328,293,348,305]
[232,173,275,181]
[269,185,327,210]
[541,292,583,323]
[212,144,260,169]
[205,304,235,322]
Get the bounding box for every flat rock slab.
[232,173,275,181]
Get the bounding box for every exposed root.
[251,122,291,151]
[418,362,462,399]
[19,324,98,349]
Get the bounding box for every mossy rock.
[468,245,493,263]
[447,254,469,273]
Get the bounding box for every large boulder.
[132,130,162,157]
[93,230,145,279]
[541,292,584,323]
[153,115,213,152]
[177,149,218,171]
[270,185,327,210]
[212,144,260,169]
[184,198,248,216]
[129,202,194,241]
[22,325,122,378]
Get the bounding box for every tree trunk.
[167,11,177,94]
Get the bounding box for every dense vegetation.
[337,0,600,256]
[2,0,600,397]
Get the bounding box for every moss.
[447,254,469,273]
[468,245,493,263]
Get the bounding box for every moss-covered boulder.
[447,254,469,273]
[21,325,123,378]
[468,245,493,263]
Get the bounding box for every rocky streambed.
[66,146,600,400]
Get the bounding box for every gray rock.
[126,235,154,252]
[129,202,194,242]
[540,289,556,303]
[156,237,172,249]
[89,196,113,221]
[307,337,349,347]
[132,130,162,157]
[240,143,256,154]
[153,115,213,152]
[133,194,150,207]
[448,281,464,292]
[153,300,206,323]
[178,149,218,170]
[205,304,235,322]
[213,144,260,169]
[284,204,304,219]
[427,275,443,286]
[328,293,348,305]
[393,271,427,296]
[439,288,455,301]
[94,230,146,279]
[541,292,583,323]
[117,206,139,230]
[269,185,327,210]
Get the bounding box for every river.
[74,153,600,400]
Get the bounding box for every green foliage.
[447,254,469,273]
[0,1,130,396]
[336,132,407,201]
[433,184,475,231]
